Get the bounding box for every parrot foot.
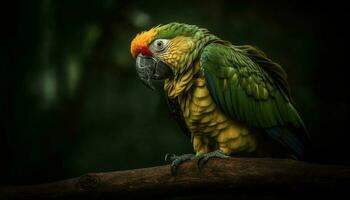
[165,153,196,175]
[197,150,230,169]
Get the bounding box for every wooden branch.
[1,158,350,199]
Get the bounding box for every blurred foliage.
[1,0,349,185]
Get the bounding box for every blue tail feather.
[266,127,305,159]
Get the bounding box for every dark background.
[1,0,349,185]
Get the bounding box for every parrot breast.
[177,76,257,155]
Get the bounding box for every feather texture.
[200,42,310,158]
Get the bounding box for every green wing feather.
[200,42,304,129]
[200,42,311,157]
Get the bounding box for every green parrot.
[130,23,310,172]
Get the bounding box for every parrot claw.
[164,153,195,176]
[164,153,176,162]
[197,150,230,170]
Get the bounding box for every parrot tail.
[266,127,310,160]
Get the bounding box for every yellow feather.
[193,95,212,107]
[211,109,227,123]
[216,121,229,130]
[209,129,220,137]
[199,114,212,123]
[165,59,257,156]
[193,136,202,151]
[227,137,243,150]
[203,102,216,113]
[184,106,190,118]
[190,101,205,113]
[193,86,209,98]
[216,126,240,142]
[195,78,206,87]
[202,125,216,133]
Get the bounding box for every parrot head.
[130,23,216,90]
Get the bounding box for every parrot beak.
[135,54,173,90]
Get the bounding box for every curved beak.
[135,54,173,90]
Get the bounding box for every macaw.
[130,23,310,172]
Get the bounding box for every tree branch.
[1,158,350,199]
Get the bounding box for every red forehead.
[139,46,153,57]
[130,27,159,58]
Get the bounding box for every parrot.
[130,23,310,172]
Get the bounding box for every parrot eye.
[151,39,169,52]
